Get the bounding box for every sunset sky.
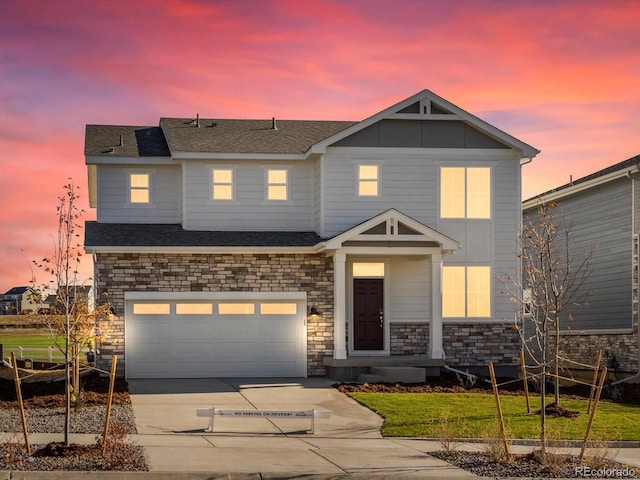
[1,0,639,293]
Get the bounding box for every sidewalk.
[2,376,640,478]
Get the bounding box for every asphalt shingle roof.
[85,125,171,157]
[84,222,322,248]
[159,118,356,154]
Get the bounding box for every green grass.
[1,328,65,361]
[348,392,640,440]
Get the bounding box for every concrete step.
[369,366,426,383]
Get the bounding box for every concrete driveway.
[126,377,477,477]
[128,377,383,437]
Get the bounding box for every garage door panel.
[126,298,306,378]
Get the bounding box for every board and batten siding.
[181,160,314,231]
[524,177,633,331]
[96,164,181,223]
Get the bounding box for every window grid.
[442,266,491,318]
[212,169,234,200]
[129,173,150,204]
[358,165,379,196]
[267,169,288,200]
[440,167,490,219]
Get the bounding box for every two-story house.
[523,155,640,375]
[84,89,539,379]
[1,286,44,314]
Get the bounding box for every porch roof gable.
[323,209,459,253]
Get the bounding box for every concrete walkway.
[2,377,640,478]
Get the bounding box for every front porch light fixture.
[308,306,320,318]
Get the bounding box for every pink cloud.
[0,0,639,291]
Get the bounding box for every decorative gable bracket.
[323,209,459,255]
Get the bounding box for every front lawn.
[348,392,640,440]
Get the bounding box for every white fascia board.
[308,89,540,159]
[335,246,446,256]
[85,155,174,165]
[419,90,540,159]
[170,152,306,161]
[326,146,516,158]
[308,90,431,155]
[85,245,324,255]
[523,166,639,210]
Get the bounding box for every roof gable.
[325,209,459,253]
[310,90,539,158]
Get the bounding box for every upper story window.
[212,168,234,200]
[267,169,288,200]
[442,265,491,318]
[129,173,150,204]
[440,167,491,218]
[358,164,379,196]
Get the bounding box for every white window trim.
[442,264,492,319]
[209,165,238,203]
[263,165,292,203]
[439,165,492,220]
[354,162,381,198]
[124,168,155,207]
[346,257,390,356]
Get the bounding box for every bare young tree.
[32,181,113,446]
[501,200,591,458]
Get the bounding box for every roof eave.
[307,89,540,158]
[523,165,640,210]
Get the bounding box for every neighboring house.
[44,285,95,313]
[523,155,640,375]
[1,286,45,314]
[84,89,539,379]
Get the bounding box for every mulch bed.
[0,371,131,409]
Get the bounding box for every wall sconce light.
[309,306,320,317]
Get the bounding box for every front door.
[353,278,384,350]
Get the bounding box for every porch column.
[333,252,347,359]
[430,253,445,360]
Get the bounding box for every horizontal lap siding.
[183,160,313,231]
[524,178,632,330]
[97,164,181,223]
[322,151,438,237]
[438,155,521,323]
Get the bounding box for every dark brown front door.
[353,278,384,350]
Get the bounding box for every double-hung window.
[358,164,379,196]
[440,167,491,218]
[129,173,150,204]
[267,169,288,200]
[442,265,491,317]
[212,168,234,200]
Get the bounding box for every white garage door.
[125,294,307,379]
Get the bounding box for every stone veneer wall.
[443,323,520,367]
[93,253,334,376]
[390,323,429,355]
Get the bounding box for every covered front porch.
[321,209,459,379]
